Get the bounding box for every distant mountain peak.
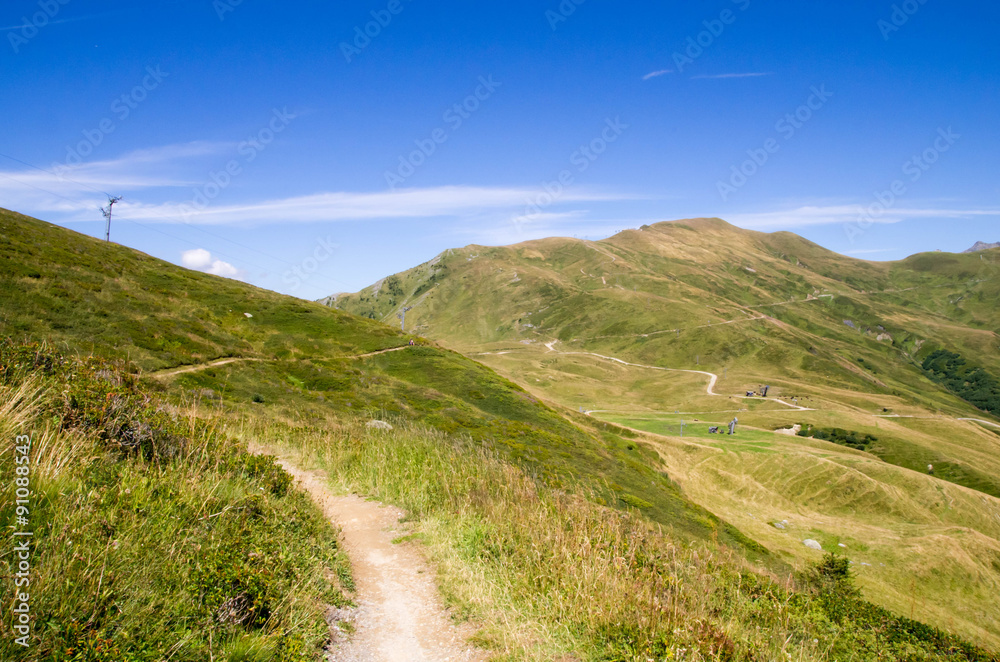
[963,241,1000,253]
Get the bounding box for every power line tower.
[101,196,123,242]
[396,306,413,332]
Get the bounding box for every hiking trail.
[268,454,487,662]
[148,345,414,379]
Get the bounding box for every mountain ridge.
[965,241,1000,253]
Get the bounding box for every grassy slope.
[0,210,403,371]
[3,209,998,658]
[331,217,1000,648]
[330,218,1000,495]
[0,208,768,557]
[0,343,350,661]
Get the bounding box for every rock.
[803,539,823,551]
[244,312,253,318]
[773,522,786,530]
[366,420,393,431]
[839,543,847,548]
[963,241,1000,253]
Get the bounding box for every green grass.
[236,410,997,661]
[0,209,404,372]
[0,342,350,661]
[4,209,1000,658]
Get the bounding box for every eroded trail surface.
[274,458,486,662]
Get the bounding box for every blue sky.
[2,0,998,299]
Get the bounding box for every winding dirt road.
[554,348,813,411]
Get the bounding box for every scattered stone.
[366,420,393,431]
[839,543,847,548]
[773,522,786,530]
[843,320,856,329]
[197,388,220,400]
[244,312,253,318]
[217,593,255,626]
[803,539,823,551]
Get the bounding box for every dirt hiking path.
[272,456,487,662]
[149,346,413,379]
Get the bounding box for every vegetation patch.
[0,342,350,661]
[797,424,878,452]
[922,349,1000,416]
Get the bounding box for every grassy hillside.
[330,218,1000,496]
[0,210,403,371]
[3,208,998,659]
[331,217,1000,648]
[0,209,767,553]
[0,341,350,661]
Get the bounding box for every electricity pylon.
[101,196,123,242]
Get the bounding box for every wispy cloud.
[0,141,235,215]
[642,69,673,80]
[116,186,635,226]
[0,7,165,31]
[691,72,773,80]
[725,204,1000,229]
[0,141,644,227]
[0,16,89,31]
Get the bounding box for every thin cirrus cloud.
[0,141,641,227]
[691,72,773,80]
[0,141,232,214]
[118,186,637,226]
[725,205,1000,229]
[642,69,674,80]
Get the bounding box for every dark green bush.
[923,349,1000,416]
[797,424,877,451]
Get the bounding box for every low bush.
[797,423,878,451]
